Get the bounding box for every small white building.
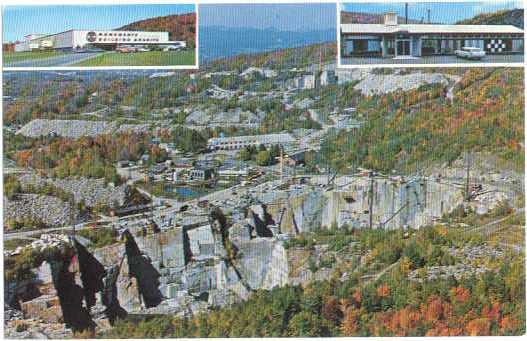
[293,74,316,89]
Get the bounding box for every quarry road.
[361,260,401,284]
[467,207,525,236]
[4,221,94,241]
[5,52,102,67]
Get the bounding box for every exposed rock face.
[247,205,275,237]
[235,238,289,290]
[6,167,514,336]
[122,230,163,309]
[73,239,106,309]
[101,265,127,324]
[20,295,62,323]
[263,175,495,232]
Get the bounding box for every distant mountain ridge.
[456,8,523,29]
[117,13,196,47]
[200,26,335,61]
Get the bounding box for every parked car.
[163,43,185,51]
[116,46,137,53]
[455,47,486,60]
[136,47,151,52]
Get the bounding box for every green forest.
[310,68,524,174]
[103,225,525,337]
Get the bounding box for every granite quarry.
[3,50,524,337]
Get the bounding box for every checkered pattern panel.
[486,39,505,52]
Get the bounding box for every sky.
[200,3,336,32]
[342,1,523,24]
[3,4,195,42]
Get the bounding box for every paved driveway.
[341,54,524,65]
[5,52,103,67]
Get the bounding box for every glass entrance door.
[396,40,411,56]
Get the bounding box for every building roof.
[22,29,168,42]
[341,23,524,35]
[208,133,296,145]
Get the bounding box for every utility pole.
[404,183,410,230]
[280,146,284,182]
[368,171,375,229]
[325,144,331,186]
[421,176,427,210]
[71,197,76,238]
[464,152,472,201]
[427,9,431,24]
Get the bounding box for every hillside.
[204,41,336,71]
[117,13,196,47]
[456,9,524,29]
[315,68,524,174]
[340,11,422,24]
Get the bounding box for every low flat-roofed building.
[341,12,524,58]
[218,167,250,178]
[190,166,216,181]
[208,133,296,150]
[14,29,185,52]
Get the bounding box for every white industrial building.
[208,133,296,150]
[14,30,185,52]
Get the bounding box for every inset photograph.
[3,4,197,68]
[339,1,524,66]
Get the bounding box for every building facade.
[14,30,184,52]
[190,167,216,181]
[341,12,524,58]
[207,133,296,151]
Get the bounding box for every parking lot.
[341,54,524,65]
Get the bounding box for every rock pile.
[16,119,116,138]
[18,174,128,208]
[408,244,504,282]
[353,71,453,96]
[4,194,75,227]
[408,264,490,282]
